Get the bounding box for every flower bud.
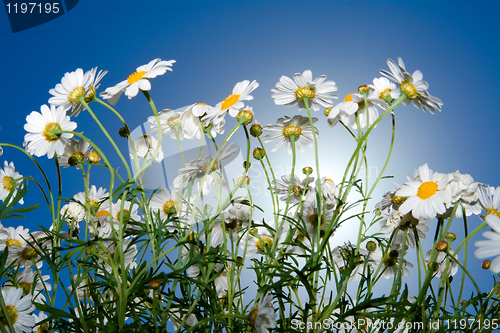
[253,148,266,160]
[374,209,381,216]
[482,260,491,270]
[250,123,262,137]
[237,109,254,126]
[302,166,313,176]
[324,107,332,117]
[149,279,162,290]
[88,151,100,163]
[250,228,259,236]
[460,300,467,307]
[436,240,448,252]
[445,232,457,242]
[366,241,377,252]
[237,175,250,186]
[119,126,130,138]
[358,85,370,93]
[243,161,251,169]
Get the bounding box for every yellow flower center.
[343,94,353,102]
[166,117,181,128]
[116,209,130,222]
[282,125,302,139]
[88,199,100,211]
[401,81,419,100]
[19,282,32,294]
[292,186,302,197]
[221,94,240,110]
[308,213,325,228]
[84,86,96,103]
[21,247,37,260]
[255,235,274,252]
[162,200,177,216]
[248,308,259,329]
[390,196,407,205]
[2,176,14,191]
[5,239,22,247]
[0,304,18,325]
[383,250,399,267]
[43,122,62,142]
[379,88,393,102]
[127,70,147,84]
[202,161,219,172]
[95,210,110,218]
[294,87,316,100]
[68,86,85,104]
[417,181,438,200]
[486,207,500,218]
[225,219,238,230]
[68,151,85,166]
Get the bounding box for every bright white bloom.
[101,238,137,271]
[375,187,405,213]
[132,134,164,162]
[396,164,452,220]
[49,67,107,117]
[58,138,91,169]
[24,105,76,158]
[331,243,371,281]
[32,311,48,333]
[475,214,500,273]
[0,287,36,333]
[203,80,259,123]
[272,174,314,204]
[7,243,43,269]
[170,307,197,330]
[173,144,237,196]
[180,103,221,139]
[328,92,379,129]
[369,77,397,106]
[477,185,500,220]
[262,115,319,154]
[5,268,51,303]
[0,226,30,251]
[248,292,276,333]
[0,161,24,205]
[443,171,480,218]
[272,70,338,111]
[369,245,413,279]
[149,188,185,232]
[73,185,109,215]
[379,210,430,248]
[381,57,443,114]
[100,58,175,104]
[60,202,86,224]
[211,199,253,247]
[301,191,334,241]
[318,177,338,210]
[245,222,287,256]
[148,109,185,139]
[425,250,458,278]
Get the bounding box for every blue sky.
[1,0,500,320]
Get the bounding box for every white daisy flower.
[477,185,500,220]
[443,171,481,218]
[272,174,314,204]
[475,214,500,273]
[0,226,30,251]
[170,307,197,330]
[262,115,319,154]
[149,188,185,232]
[173,144,237,196]
[73,185,109,215]
[0,161,24,205]
[48,67,107,117]
[271,70,338,111]
[425,250,458,278]
[132,134,164,163]
[32,311,49,333]
[58,138,91,169]
[148,109,185,139]
[4,267,51,303]
[203,80,259,123]
[369,245,413,279]
[248,292,276,333]
[300,191,334,241]
[211,199,253,247]
[396,164,452,220]
[318,177,338,210]
[331,243,371,281]
[101,238,137,272]
[380,57,443,114]
[328,92,379,129]
[245,222,287,256]
[111,199,141,224]
[369,77,397,105]
[180,103,221,139]
[374,187,405,213]
[24,104,77,159]
[100,58,176,105]
[379,210,430,248]
[0,287,36,332]
[7,244,43,269]
[60,202,86,224]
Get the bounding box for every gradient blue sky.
[1,0,500,317]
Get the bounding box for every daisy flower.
[380,57,443,114]
[149,188,186,232]
[245,222,287,256]
[0,287,35,333]
[425,249,458,278]
[4,267,51,303]
[369,245,413,279]
[73,185,109,215]
[60,202,86,224]
[173,144,237,196]
[477,185,500,219]
[379,210,430,248]
[300,191,334,241]
[0,161,24,205]
[24,104,77,159]
[374,187,405,213]
[7,243,43,269]
[148,109,185,139]
[262,115,319,154]
[0,226,30,251]
[369,77,397,105]
[272,174,314,204]
[32,311,49,333]
[271,70,338,111]
[475,214,500,273]
[318,177,338,210]
[203,80,259,123]
[328,92,379,129]
[396,164,452,220]
[180,103,220,139]
[100,58,176,105]
[248,292,276,333]
[132,134,164,163]
[443,171,481,218]
[48,67,107,117]
[58,138,91,169]
[331,243,371,281]
[211,199,253,247]
[101,238,137,272]
[170,308,197,330]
